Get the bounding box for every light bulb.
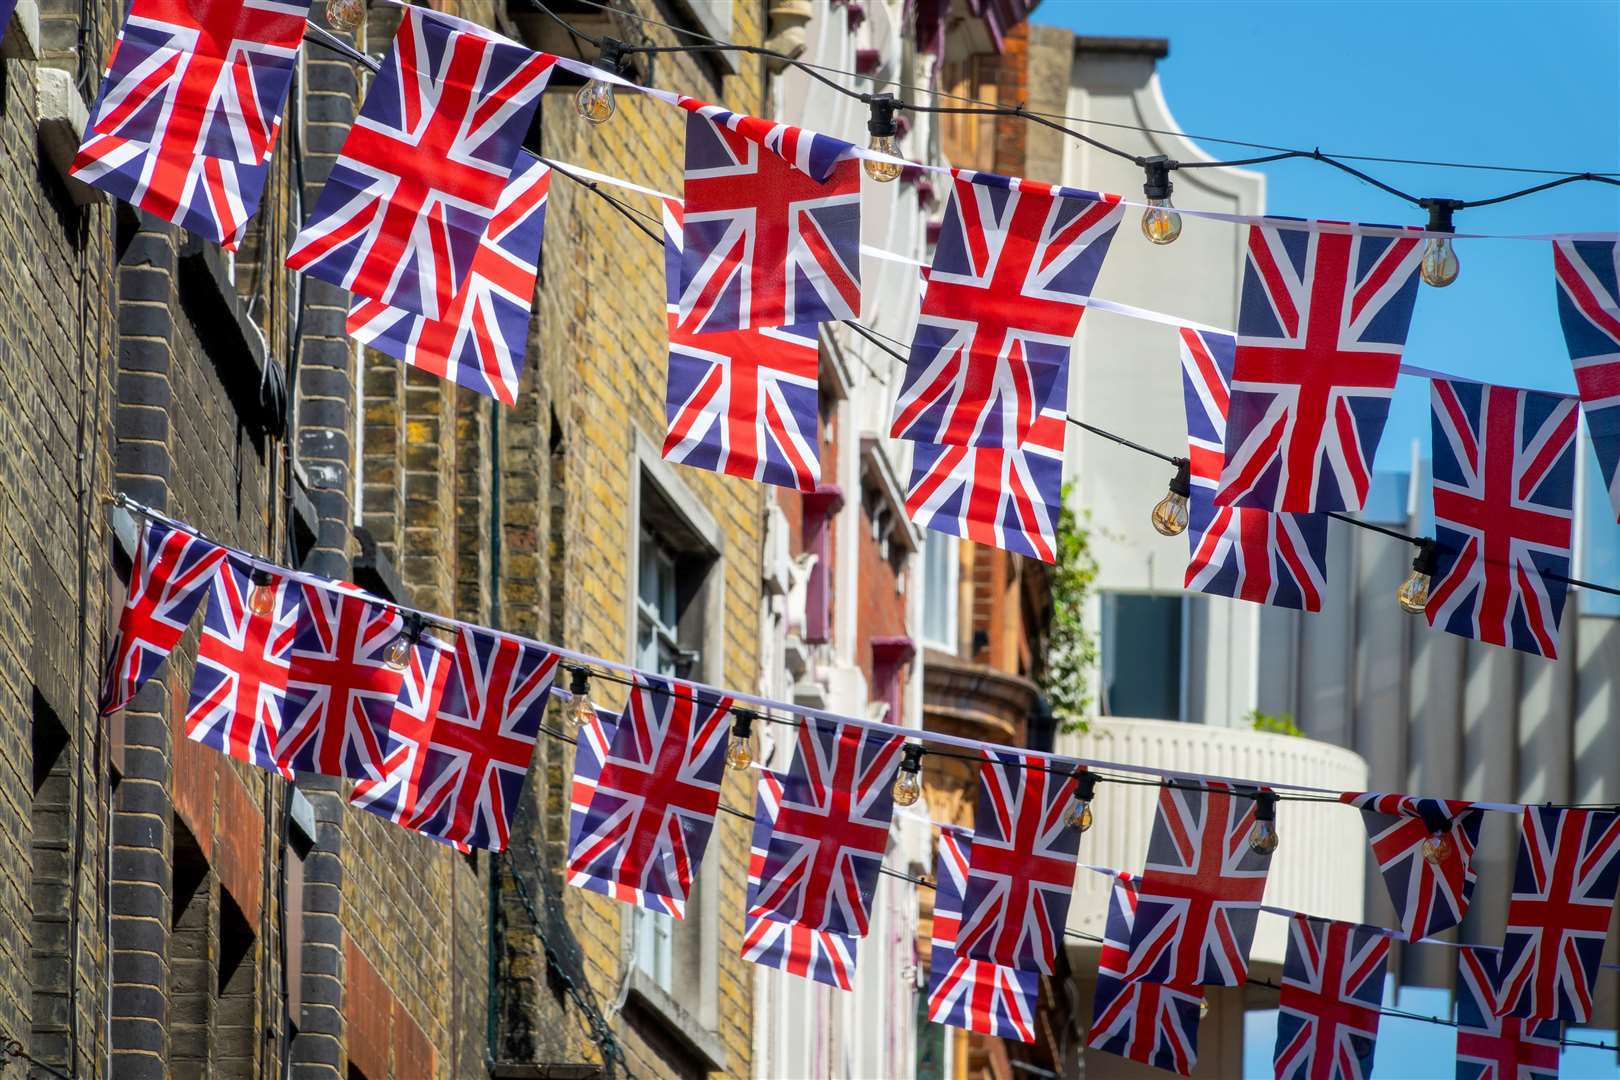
[1068,800,1094,833]
[247,572,276,618]
[1248,819,1279,856]
[1420,236,1459,287]
[383,635,411,670]
[570,691,595,734]
[1396,568,1431,614]
[1151,489,1189,536]
[1421,833,1453,865]
[725,733,753,771]
[325,0,364,31]
[892,767,922,806]
[565,667,594,734]
[864,135,903,183]
[1198,998,1210,1020]
[1141,198,1183,245]
[576,80,615,125]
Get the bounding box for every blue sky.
[1036,0,1620,472]
[1034,2,1620,1074]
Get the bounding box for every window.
[1100,593,1185,721]
[1580,438,1620,617]
[636,527,686,676]
[920,534,958,651]
[633,908,675,990]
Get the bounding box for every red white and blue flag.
[1456,945,1562,1080]
[1124,782,1272,988]
[1552,239,1620,520]
[677,100,860,332]
[274,581,405,781]
[955,749,1081,975]
[904,405,1066,563]
[565,677,734,917]
[1180,325,1328,610]
[69,0,310,246]
[660,199,823,492]
[1339,791,1484,941]
[927,828,1039,1043]
[568,704,621,855]
[1496,806,1620,1023]
[1426,379,1578,659]
[745,718,902,937]
[890,171,1122,449]
[1087,871,1204,1076]
[99,518,227,715]
[1272,914,1390,1080]
[347,153,550,405]
[348,626,557,851]
[183,556,301,776]
[741,771,859,990]
[287,7,554,320]
[1213,223,1424,513]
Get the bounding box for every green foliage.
[1044,484,1099,734]
[1246,709,1304,738]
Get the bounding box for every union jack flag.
[678,100,860,333]
[99,518,227,715]
[69,0,310,246]
[1087,871,1204,1076]
[568,704,621,855]
[347,153,550,405]
[742,772,860,990]
[927,828,1039,1043]
[183,556,300,776]
[1213,223,1424,513]
[1180,325,1328,610]
[348,626,557,851]
[273,583,405,781]
[287,7,554,320]
[1272,914,1390,1080]
[566,677,734,917]
[890,171,1123,449]
[1339,791,1484,941]
[905,405,1066,563]
[1496,806,1620,1022]
[956,749,1081,974]
[1124,782,1272,987]
[1456,945,1562,1080]
[1552,240,1620,520]
[746,718,901,936]
[660,199,823,491]
[1426,378,1578,659]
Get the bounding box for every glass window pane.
[921,535,957,649]
[1100,593,1183,721]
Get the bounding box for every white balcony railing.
[1058,718,1369,972]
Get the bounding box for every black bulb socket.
[1075,771,1099,802]
[867,94,900,138]
[250,567,275,587]
[596,37,628,76]
[1411,538,1439,576]
[1422,198,1461,235]
[1253,791,1279,822]
[568,665,591,697]
[899,743,923,774]
[1142,156,1175,201]
[731,709,755,739]
[1168,459,1191,498]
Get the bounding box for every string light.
[576,39,627,125]
[864,95,903,183]
[726,710,755,771]
[1150,459,1191,537]
[1139,157,1182,246]
[1419,199,1462,287]
[1421,832,1454,865]
[567,666,595,734]
[325,0,364,32]
[1249,792,1280,855]
[1068,770,1098,833]
[892,744,924,807]
[1199,998,1210,1020]
[247,569,277,618]
[1396,539,1440,615]
[383,612,426,671]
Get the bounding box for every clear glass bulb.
[1248,819,1279,855]
[864,135,903,183]
[325,0,364,32]
[247,580,276,618]
[1068,799,1094,833]
[892,768,922,807]
[382,633,412,671]
[568,690,595,734]
[1421,833,1453,865]
[725,732,753,771]
[1151,489,1189,536]
[1420,236,1459,287]
[1140,198,1182,245]
[1396,568,1431,614]
[1199,998,1210,1020]
[576,80,616,125]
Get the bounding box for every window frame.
[1099,590,1190,722]
[920,533,959,653]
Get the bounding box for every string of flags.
[59,0,1620,660]
[98,497,1620,1074]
